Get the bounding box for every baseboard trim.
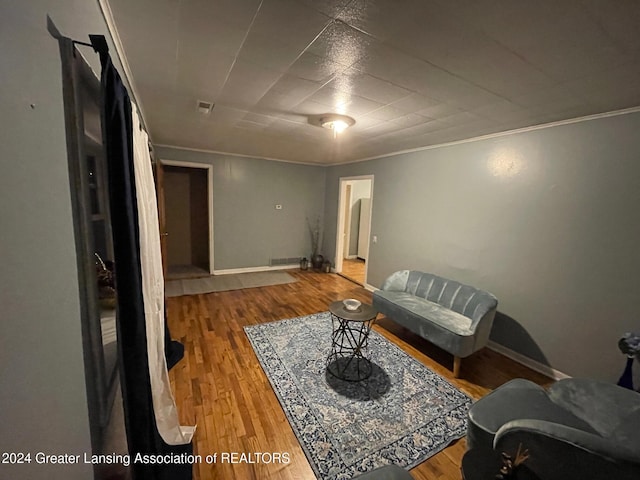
[487,341,570,381]
[363,283,377,292]
[213,264,300,275]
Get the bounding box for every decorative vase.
[300,258,309,270]
[617,356,635,390]
[311,254,324,270]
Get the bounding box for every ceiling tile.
[238,0,331,71]
[107,0,640,164]
[305,20,374,69]
[471,101,534,124]
[270,74,322,95]
[364,104,406,122]
[286,51,346,83]
[389,93,440,115]
[339,95,386,117]
[303,85,347,109]
[391,113,433,129]
[328,70,414,105]
[207,105,246,125]
[581,0,640,51]
[108,0,180,88]
[294,0,353,18]
[349,39,424,80]
[238,34,312,73]
[414,103,462,120]
[390,61,493,102]
[294,99,337,116]
[338,0,444,42]
[437,111,485,127]
[177,0,260,58]
[510,85,586,112]
[216,59,283,108]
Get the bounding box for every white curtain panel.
[131,104,195,445]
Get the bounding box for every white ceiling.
[106,0,640,165]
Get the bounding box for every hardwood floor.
[340,258,366,285]
[167,271,552,480]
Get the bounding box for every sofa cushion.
[375,290,473,335]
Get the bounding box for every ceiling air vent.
[196,100,214,115]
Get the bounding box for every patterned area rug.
[244,312,472,480]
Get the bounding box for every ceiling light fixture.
[318,114,355,138]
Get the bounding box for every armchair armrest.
[495,419,640,480]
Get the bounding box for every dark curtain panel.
[165,307,185,370]
[94,38,192,480]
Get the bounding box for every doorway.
[335,176,374,286]
[160,161,214,279]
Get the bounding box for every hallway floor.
[340,258,366,285]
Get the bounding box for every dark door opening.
[164,165,210,279]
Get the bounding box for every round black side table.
[326,300,378,382]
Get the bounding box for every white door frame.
[342,183,353,259]
[335,175,374,283]
[160,159,214,275]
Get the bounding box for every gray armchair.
[466,378,640,480]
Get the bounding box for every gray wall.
[155,146,326,270]
[0,1,122,478]
[324,112,640,382]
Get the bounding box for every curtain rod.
[63,31,153,152]
[66,35,109,55]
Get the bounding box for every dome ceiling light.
[309,113,356,138]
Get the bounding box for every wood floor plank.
[167,270,552,480]
[340,258,367,285]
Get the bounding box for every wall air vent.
[270,257,302,266]
[196,100,214,115]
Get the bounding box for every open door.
[160,161,214,278]
[155,159,168,277]
[335,175,374,286]
[342,183,352,258]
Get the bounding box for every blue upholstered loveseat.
[372,270,498,377]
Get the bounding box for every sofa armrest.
[469,306,496,350]
[494,419,640,480]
